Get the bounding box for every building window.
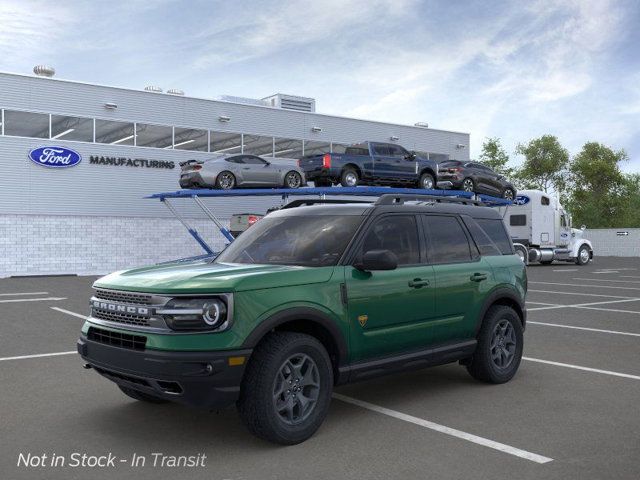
[95,119,135,145]
[243,135,274,156]
[210,131,242,154]
[173,127,208,151]
[135,123,173,149]
[303,140,330,156]
[4,110,49,138]
[273,137,303,159]
[50,114,94,142]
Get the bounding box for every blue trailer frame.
[147,187,511,256]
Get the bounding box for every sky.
[1,0,639,171]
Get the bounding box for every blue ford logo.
[28,146,82,168]
[514,195,530,206]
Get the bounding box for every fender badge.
[358,315,368,327]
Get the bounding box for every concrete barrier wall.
[583,228,640,257]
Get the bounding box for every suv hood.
[94,260,335,294]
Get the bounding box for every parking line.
[51,307,87,319]
[0,351,76,362]
[527,298,640,312]
[0,297,67,303]
[575,306,640,315]
[529,282,640,291]
[552,269,578,272]
[621,276,640,279]
[523,357,640,381]
[0,291,49,296]
[529,289,638,299]
[332,393,553,464]
[526,302,559,306]
[528,321,640,337]
[572,278,640,284]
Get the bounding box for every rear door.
[422,214,494,345]
[345,214,435,361]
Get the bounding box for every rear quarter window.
[475,218,514,255]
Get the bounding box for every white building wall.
[583,228,640,257]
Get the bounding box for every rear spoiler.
[179,159,203,167]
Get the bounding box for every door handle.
[408,278,430,288]
[470,273,488,282]
[242,167,250,170]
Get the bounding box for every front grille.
[88,327,146,350]
[94,289,153,305]
[92,309,151,327]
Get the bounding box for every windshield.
[215,215,364,267]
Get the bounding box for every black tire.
[314,179,332,187]
[284,171,303,189]
[237,332,333,445]
[466,305,523,384]
[340,168,359,187]
[215,171,236,190]
[540,260,553,265]
[462,177,475,192]
[502,188,516,200]
[418,172,435,190]
[513,244,528,265]
[575,245,591,265]
[118,385,168,404]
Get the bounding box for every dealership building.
[0,68,470,276]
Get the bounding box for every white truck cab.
[499,189,593,265]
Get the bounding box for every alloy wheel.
[272,353,320,426]
[421,176,434,189]
[462,179,474,192]
[218,172,235,189]
[490,320,517,369]
[286,172,302,188]
[503,189,514,200]
[344,172,358,187]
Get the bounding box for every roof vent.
[414,122,429,128]
[33,65,55,77]
[144,85,163,93]
[262,93,316,112]
[167,89,185,96]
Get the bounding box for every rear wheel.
[215,171,236,190]
[466,306,523,384]
[238,332,333,445]
[284,171,303,189]
[118,385,168,404]
[462,178,475,192]
[418,172,435,190]
[340,168,359,187]
[502,188,516,200]
[575,245,591,265]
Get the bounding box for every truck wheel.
[513,244,528,265]
[466,305,523,384]
[340,168,359,187]
[462,178,475,192]
[418,172,435,190]
[215,171,236,190]
[575,245,591,265]
[118,385,168,404]
[238,332,333,445]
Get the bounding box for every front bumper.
[77,335,251,408]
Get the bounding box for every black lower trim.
[337,339,477,384]
[77,335,251,409]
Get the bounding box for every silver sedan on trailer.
[179,154,307,190]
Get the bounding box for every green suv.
[78,194,526,444]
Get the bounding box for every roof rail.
[374,193,484,206]
[280,199,372,210]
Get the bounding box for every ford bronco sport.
[78,194,526,445]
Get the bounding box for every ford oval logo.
[28,146,82,168]
[514,195,530,206]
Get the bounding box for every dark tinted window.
[361,215,420,265]
[510,215,526,226]
[387,145,407,158]
[541,196,550,205]
[345,147,370,156]
[226,156,245,164]
[243,155,268,165]
[216,215,363,267]
[423,215,472,263]
[462,217,501,256]
[476,218,513,255]
[373,144,391,156]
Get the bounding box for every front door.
[242,155,279,185]
[345,214,435,362]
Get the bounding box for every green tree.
[567,142,628,228]
[515,135,569,193]
[620,174,640,227]
[479,137,514,177]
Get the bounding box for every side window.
[243,155,267,165]
[387,145,406,158]
[360,215,420,265]
[560,215,567,227]
[462,217,501,256]
[475,218,514,255]
[226,156,244,164]
[422,215,472,264]
[510,215,526,226]
[373,144,390,156]
[541,196,550,206]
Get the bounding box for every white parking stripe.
[529,281,640,291]
[621,275,640,279]
[526,302,559,306]
[572,278,640,284]
[51,307,87,319]
[528,321,640,337]
[0,297,67,304]
[527,298,640,312]
[527,305,567,312]
[552,269,578,272]
[0,292,49,296]
[575,306,640,315]
[333,393,553,464]
[523,357,640,381]
[529,289,637,299]
[0,351,76,362]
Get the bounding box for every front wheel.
[284,171,303,189]
[418,172,435,190]
[575,245,591,265]
[466,306,523,384]
[237,332,333,445]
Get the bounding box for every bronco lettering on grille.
[91,300,149,316]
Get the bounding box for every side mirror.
[354,249,398,271]
[581,225,586,231]
[404,152,416,160]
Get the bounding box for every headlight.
[158,297,229,332]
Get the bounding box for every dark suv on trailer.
[438,160,517,200]
[78,194,527,445]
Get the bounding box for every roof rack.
[375,194,485,206]
[280,198,372,210]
